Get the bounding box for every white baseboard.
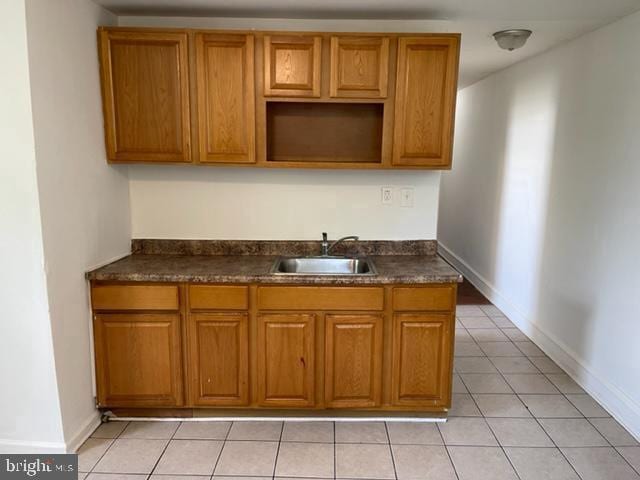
[65,410,101,453]
[0,439,66,454]
[439,242,640,442]
[0,411,100,454]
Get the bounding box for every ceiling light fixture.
[493,29,532,51]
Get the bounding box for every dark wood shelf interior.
[266,102,384,164]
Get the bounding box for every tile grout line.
[458,318,585,480]
[382,421,398,480]
[486,350,587,480]
[482,355,570,480]
[210,420,232,479]
[84,420,131,476]
[146,421,179,479]
[435,415,461,480]
[582,416,640,474]
[331,422,338,479]
[270,420,285,480]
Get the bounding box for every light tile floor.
[77,304,640,480]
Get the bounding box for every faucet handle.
[322,232,328,242]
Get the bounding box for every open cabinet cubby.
[266,102,384,164]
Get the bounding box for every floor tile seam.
[434,418,461,480]
[85,437,117,474]
[331,422,338,479]
[614,446,640,476]
[208,421,230,478]
[559,446,640,480]
[582,413,640,472]
[484,414,554,448]
[521,392,586,480]
[515,393,586,418]
[147,437,173,478]
[383,422,398,480]
[270,419,286,479]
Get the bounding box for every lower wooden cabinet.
[91,283,456,412]
[325,314,382,408]
[391,313,453,407]
[188,313,249,406]
[93,313,183,407]
[257,313,316,407]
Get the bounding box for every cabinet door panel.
[330,37,389,98]
[94,313,183,407]
[257,313,315,407]
[188,313,249,406]
[98,30,191,162]
[392,37,459,167]
[325,314,382,408]
[391,313,453,407]
[196,34,255,163]
[264,36,321,97]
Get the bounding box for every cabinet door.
[195,34,256,164]
[93,313,183,407]
[325,314,382,408]
[188,313,249,406]
[98,30,191,163]
[264,35,321,97]
[330,37,389,98]
[392,36,460,168]
[257,313,315,407]
[391,313,453,407]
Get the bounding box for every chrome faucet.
[321,232,360,256]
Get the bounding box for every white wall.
[129,167,441,240]
[121,15,446,240]
[25,0,131,451]
[0,0,65,453]
[439,11,640,439]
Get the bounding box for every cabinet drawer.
[393,286,455,311]
[92,285,179,311]
[189,285,248,310]
[257,286,384,311]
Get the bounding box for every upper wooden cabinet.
[195,33,256,164]
[392,36,460,168]
[330,36,389,98]
[97,28,460,169]
[98,29,191,163]
[263,35,322,97]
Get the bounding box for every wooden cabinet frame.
[188,312,249,406]
[330,36,390,98]
[392,36,460,168]
[194,33,256,164]
[325,314,383,408]
[98,29,192,163]
[91,281,457,413]
[263,35,322,97]
[97,27,460,170]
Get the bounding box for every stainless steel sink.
[271,256,377,275]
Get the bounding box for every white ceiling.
[94,0,640,87]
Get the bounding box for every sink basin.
[271,256,377,275]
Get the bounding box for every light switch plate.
[400,187,414,207]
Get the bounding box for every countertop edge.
[86,272,464,284]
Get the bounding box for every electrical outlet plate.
[381,187,393,205]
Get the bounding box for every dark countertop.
[87,253,462,285]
